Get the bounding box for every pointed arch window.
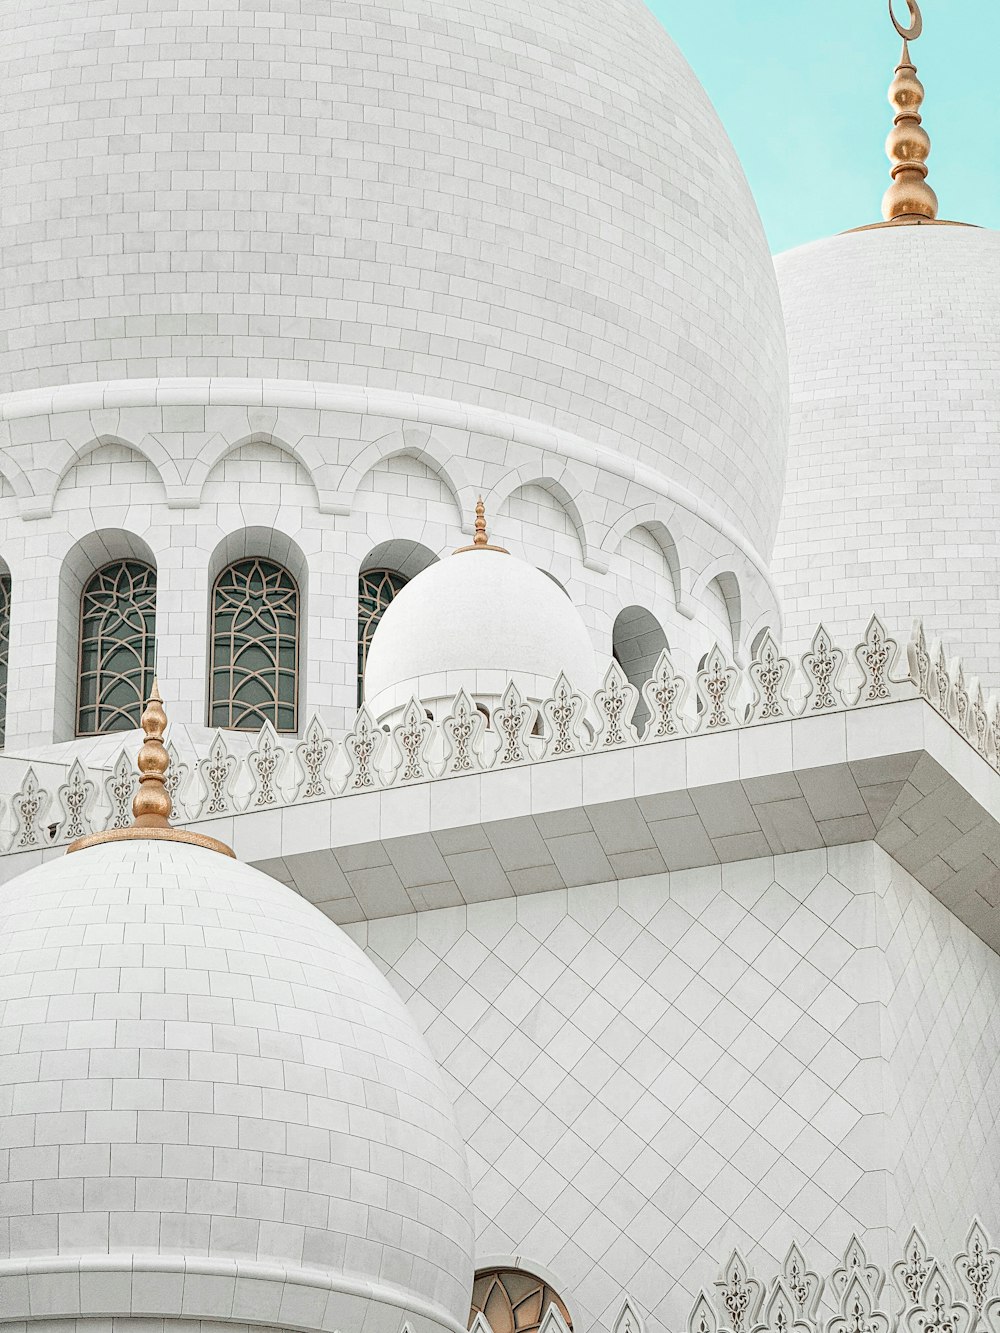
[210,557,299,732]
[77,560,157,735]
[469,1270,572,1333]
[0,573,11,747]
[358,567,409,705]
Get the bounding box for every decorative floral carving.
[716,1250,764,1333]
[801,624,847,712]
[196,731,239,817]
[104,750,138,830]
[688,1293,719,1333]
[594,660,640,748]
[908,620,932,699]
[492,682,535,767]
[954,1219,1000,1317]
[244,720,287,809]
[894,1228,936,1311]
[342,704,387,790]
[950,663,971,740]
[541,673,590,759]
[971,682,990,757]
[696,646,740,733]
[11,767,50,850]
[641,648,689,741]
[163,740,191,822]
[746,632,794,725]
[904,1263,972,1333]
[827,1275,891,1333]
[783,1242,823,1324]
[441,689,487,776]
[293,714,338,800]
[54,759,97,844]
[832,1236,885,1304]
[853,615,906,705]
[612,1297,646,1333]
[389,698,434,784]
[934,643,953,721]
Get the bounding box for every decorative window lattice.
[210,558,299,733]
[469,1270,573,1333]
[357,567,408,705]
[0,573,9,748]
[77,560,157,736]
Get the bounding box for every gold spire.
[454,497,509,554]
[68,683,234,857]
[882,1,938,223]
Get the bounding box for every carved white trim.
[389,698,434,785]
[54,759,98,845]
[293,714,339,801]
[342,705,387,792]
[196,731,239,818]
[641,648,690,741]
[594,659,641,749]
[440,689,488,778]
[541,672,591,759]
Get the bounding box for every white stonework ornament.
[689,1293,720,1333]
[908,619,933,698]
[641,648,690,741]
[832,1236,885,1303]
[800,624,847,712]
[696,646,741,733]
[164,740,191,822]
[292,714,338,800]
[541,672,591,759]
[389,698,434,784]
[933,642,953,721]
[104,750,138,830]
[894,1228,937,1311]
[953,1219,1000,1318]
[10,767,51,851]
[746,632,795,725]
[970,681,990,756]
[196,731,239,817]
[950,662,972,740]
[853,615,907,705]
[538,1308,572,1333]
[440,689,488,777]
[783,1242,823,1325]
[613,1297,646,1333]
[904,1263,972,1333]
[244,720,289,809]
[748,1279,810,1333]
[492,682,536,767]
[827,1275,891,1333]
[594,659,641,748]
[54,759,98,844]
[716,1250,765,1333]
[468,1317,495,1333]
[342,704,387,791]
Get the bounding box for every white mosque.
[2,4,1000,1333]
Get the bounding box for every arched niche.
[206,528,310,734]
[358,540,439,706]
[612,605,669,736]
[55,529,159,743]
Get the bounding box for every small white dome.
[364,549,599,720]
[0,837,474,1333]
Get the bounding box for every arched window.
[210,557,299,732]
[358,567,408,705]
[0,572,11,747]
[77,560,157,735]
[469,1270,572,1333]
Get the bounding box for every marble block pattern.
[348,843,1000,1333]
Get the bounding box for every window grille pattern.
[77,560,157,736]
[469,1270,572,1333]
[358,567,408,705]
[211,558,299,732]
[0,574,10,748]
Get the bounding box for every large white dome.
[0,837,474,1333]
[0,0,788,556]
[772,223,1000,684]
[364,547,599,719]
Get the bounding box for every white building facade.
[2,7,1000,1333]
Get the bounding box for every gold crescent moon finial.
[889,0,922,42]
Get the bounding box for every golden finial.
[68,682,234,857]
[132,679,171,828]
[882,0,939,223]
[454,497,509,554]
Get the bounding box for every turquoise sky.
[652,0,1000,254]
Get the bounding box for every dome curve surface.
[0,837,474,1328]
[0,0,788,556]
[771,224,1000,685]
[364,548,599,718]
